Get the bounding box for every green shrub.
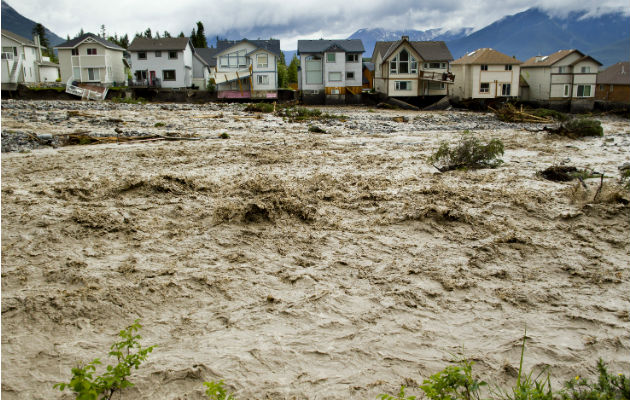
[564,119,603,137]
[204,380,237,400]
[419,359,486,400]
[244,102,274,113]
[219,132,230,139]
[154,122,165,127]
[379,385,416,400]
[54,320,155,400]
[531,108,568,121]
[559,359,630,400]
[428,133,504,172]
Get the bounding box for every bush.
[204,380,237,400]
[546,118,603,138]
[560,359,629,400]
[219,132,230,139]
[244,102,274,113]
[428,133,505,172]
[54,320,155,400]
[420,359,486,400]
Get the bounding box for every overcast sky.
[8,0,629,49]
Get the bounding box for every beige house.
[520,49,602,110]
[55,33,127,87]
[1,29,60,89]
[450,48,521,100]
[372,36,454,98]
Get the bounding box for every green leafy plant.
[559,359,630,400]
[219,132,230,139]
[546,118,603,138]
[204,380,237,400]
[54,319,155,400]
[379,385,417,400]
[244,102,274,113]
[154,122,165,127]
[428,133,504,172]
[419,359,486,400]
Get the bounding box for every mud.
[1,100,629,399]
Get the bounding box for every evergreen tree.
[287,54,299,84]
[120,34,129,49]
[100,24,106,38]
[178,32,185,38]
[195,21,207,48]
[191,28,197,45]
[144,28,152,38]
[32,23,49,49]
[163,31,171,38]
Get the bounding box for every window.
[391,50,417,74]
[87,48,97,55]
[328,72,342,81]
[505,65,512,71]
[581,66,590,73]
[481,65,488,71]
[87,68,100,81]
[390,60,397,74]
[257,53,268,68]
[480,82,490,93]
[429,62,441,69]
[2,46,15,59]
[163,70,176,81]
[256,74,269,85]
[501,83,511,96]
[395,81,411,90]
[135,70,147,80]
[71,48,79,56]
[168,51,177,59]
[577,85,591,97]
[441,63,447,69]
[73,67,81,80]
[423,63,428,69]
[327,53,336,62]
[346,54,359,62]
[220,56,228,67]
[155,51,161,57]
[558,66,568,73]
[346,71,355,80]
[138,52,147,60]
[599,84,604,90]
[305,56,322,84]
[563,84,570,97]
[398,50,409,73]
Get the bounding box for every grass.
[111,96,147,105]
[28,86,66,92]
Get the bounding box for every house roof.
[1,29,37,47]
[597,61,630,85]
[363,61,374,71]
[570,55,602,67]
[297,39,364,54]
[128,37,191,52]
[193,52,209,67]
[451,48,521,65]
[521,49,581,67]
[55,33,124,51]
[216,39,281,57]
[195,47,218,67]
[36,61,60,68]
[373,39,453,62]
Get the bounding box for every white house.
[372,36,454,99]
[55,33,127,87]
[128,37,196,89]
[210,39,280,99]
[2,29,60,89]
[297,39,364,104]
[520,49,602,110]
[450,48,521,100]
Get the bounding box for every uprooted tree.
[428,132,505,172]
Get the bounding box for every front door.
[150,71,156,85]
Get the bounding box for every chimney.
[402,35,409,41]
[33,34,43,62]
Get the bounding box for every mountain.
[348,27,473,58]
[1,0,64,46]
[446,8,630,66]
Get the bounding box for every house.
[195,47,218,90]
[450,48,521,100]
[362,61,374,90]
[372,36,454,99]
[55,33,127,88]
[128,37,197,89]
[595,61,629,104]
[209,39,280,99]
[1,29,60,90]
[520,49,602,111]
[297,39,365,104]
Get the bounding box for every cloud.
[8,0,629,48]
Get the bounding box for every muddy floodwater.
[1,100,629,399]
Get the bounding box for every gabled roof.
[216,39,281,57]
[54,33,124,51]
[297,39,364,54]
[363,61,374,71]
[196,47,218,67]
[521,49,582,67]
[193,52,209,67]
[373,39,453,62]
[451,48,520,65]
[128,37,191,52]
[597,61,630,85]
[1,29,37,47]
[570,55,602,67]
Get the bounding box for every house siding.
[595,84,630,103]
[132,44,192,88]
[1,35,40,84]
[452,64,520,99]
[58,42,125,85]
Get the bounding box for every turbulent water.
[1,101,629,399]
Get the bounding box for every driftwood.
[64,133,201,146]
[490,103,554,123]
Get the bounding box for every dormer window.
[87,48,97,55]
